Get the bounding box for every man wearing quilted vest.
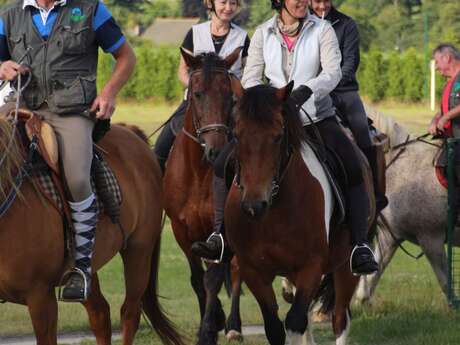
[0,0,136,301]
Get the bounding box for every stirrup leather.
[203,232,225,264]
[57,267,90,302]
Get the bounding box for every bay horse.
[356,107,460,303]
[225,82,373,345]
[163,49,243,344]
[0,117,184,345]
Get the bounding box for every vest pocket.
[58,26,90,55]
[9,35,31,65]
[49,75,96,115]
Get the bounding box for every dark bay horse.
[225,82,369,345]
[0,119,184,345]
[163,49,243,344]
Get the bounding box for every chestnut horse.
[225,83,368,345]
[0,119,184,345]
[163,50,243,345]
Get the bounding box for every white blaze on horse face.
[300,142,334,242]
[335,309,350,345]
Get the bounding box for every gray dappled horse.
[356,106,460,303]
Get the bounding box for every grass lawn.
[1,100,459,344]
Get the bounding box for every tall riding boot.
[348,183,378,276]
[154,122,176,175]
[363,145,388,211]
[191,175,231,263]
[62,194,98,301]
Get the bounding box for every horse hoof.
[311,311,330,323]
[282,290,295,304]
[226,330,243,342]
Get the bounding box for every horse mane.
[116,123,149,143]
[193,53,228,91]
[238,85,306,150]
[0,118,24,200]
[365,105,413,147]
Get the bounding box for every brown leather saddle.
[9,108,60,173]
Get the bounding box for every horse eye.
[194,91,202,99]
[274,135,282,144]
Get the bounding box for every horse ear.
[224,47,243,70]
[180,47,200,70]
[275,81,295,101]
[231,77,244,99]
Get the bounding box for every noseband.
[182,67,233,146]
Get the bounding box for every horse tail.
[141,238,186,345]
[116,123,149,143]
[314,273,335,315]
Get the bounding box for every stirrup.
[203,232,225,264]
[350,243,378,276]
[57,267,90,302]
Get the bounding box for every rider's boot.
[154,122,176,175]
[363,145,388,212]
[62,194,98,301]
[191,175,232,263]
[348,183,379,276]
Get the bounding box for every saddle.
[8,108,123,258]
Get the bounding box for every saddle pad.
[300,142,334,242]
[31,156,122,215]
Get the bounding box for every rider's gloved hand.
[0,60,29,81]
[286,85,313,113]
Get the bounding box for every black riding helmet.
[271,0,283,10]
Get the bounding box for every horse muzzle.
[241,199,268,220]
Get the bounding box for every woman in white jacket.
[193,0,378,276]
[154,0,249,173]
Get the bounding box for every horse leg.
[281,277,295,304]
[171,218,207,319]
[332,265,359,345]
[81,273,112,345]
[226,259,243,342]
[197,263,226,345]
[418,236,449,297]
[119,247,153,345]
[186,253,207,319]
[356,228,400,304]
[285,263,324,345]
[27,287,58,345]
[242,268,284,345]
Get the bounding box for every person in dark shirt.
[309,0,388,211]
[154,0,250,174]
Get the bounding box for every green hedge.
[358,48,442,103]
[98,44,443,103]
[97,44,183,101]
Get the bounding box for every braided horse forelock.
[0,117,24,200]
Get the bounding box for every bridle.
[234,119,293,207]
[182,67,233,147]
